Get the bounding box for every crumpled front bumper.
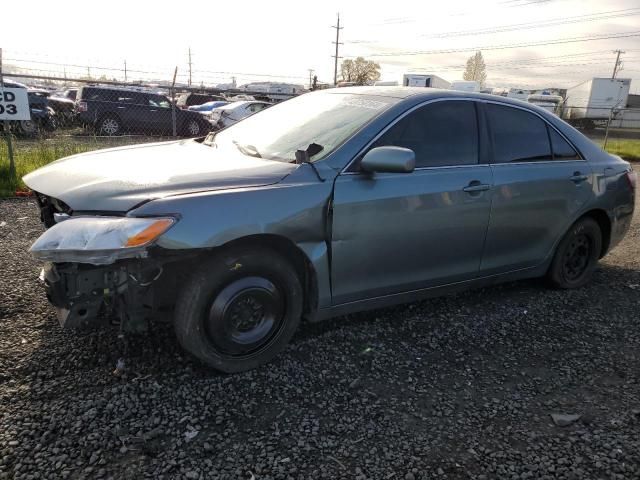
[41,263,113,329]
[40,261,158,332]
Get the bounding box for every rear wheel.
[174,247,303,372]
[182,119,203,137]
[97,115,122,136]
[547,217,602,289]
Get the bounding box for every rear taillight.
[76,101,87,112]
[626,170,637,190]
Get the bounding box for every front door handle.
[463,182,491,193]
[570,172,589,183]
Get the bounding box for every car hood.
[23,140,297,212]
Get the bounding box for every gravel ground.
[1,196,640,480]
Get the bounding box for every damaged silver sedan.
[24,87,635,372]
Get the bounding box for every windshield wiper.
[233,141,262,158]
[294,143,325,182]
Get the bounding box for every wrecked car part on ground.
[24,87,636,373]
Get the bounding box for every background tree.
[463,51,487,87]
[340,57,381,85]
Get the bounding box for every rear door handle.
[463,182,491,193]
[570,172,589,183]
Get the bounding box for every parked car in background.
[209,100,271,129]
[75,86,211,136]
[23,87,635,373]
[3,84,59,137]
[187,101,229,114]
[30,89,77,127]
[54,88,78,101]
[176,92,226,109]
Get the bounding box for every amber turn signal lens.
[125,219,174,247]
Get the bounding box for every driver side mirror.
[360,146,415,174]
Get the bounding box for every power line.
[332,13,344,85]
[349,7,640,43]
[420,9,640,39]
[371,0,563,25]
[354,31,640,57]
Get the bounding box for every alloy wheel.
[100,118,119,135]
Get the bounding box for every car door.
[145,95,173,134]
[114,92,145,132]
[479,102,592,275]
[330,99,493,304]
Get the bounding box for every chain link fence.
[0,74,301,195]
[1,73,639,196]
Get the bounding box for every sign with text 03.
[0,87,31,121]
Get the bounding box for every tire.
[547,217,602,289]
[17,120,39,137]
[182,119,203,137]
[97,114,122,136]
[174,247,303,373]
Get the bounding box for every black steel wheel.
[174,247,303,373]
[206,276,285,356]
[547,217,602,289]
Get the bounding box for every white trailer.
[506,88,530,101]
[402,74,450,89]
[450,80,480,93]
[563,78,631,127]
[527,93,563,115]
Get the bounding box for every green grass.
[2,134,640,198]
[0,134,168,197]
[601,139,640,162]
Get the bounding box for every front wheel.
[174,248,303,373]
[547,217,602,289]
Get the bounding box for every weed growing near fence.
[0,135,168,197]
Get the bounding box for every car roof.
[322,86,556,111]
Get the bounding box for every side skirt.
[310,262,549,322]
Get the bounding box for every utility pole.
[332,13,343,86]
[0,48,16,182]
[308,69,315,88]
[612,50,624,79]
[124,60,127,82]
[188,48,192,87]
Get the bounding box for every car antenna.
[295,143,325,182]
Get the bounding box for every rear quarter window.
[549,128,581,160]
[487,104,552,163]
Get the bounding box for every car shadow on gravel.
[15,261,639,383]
[4,256,640,479]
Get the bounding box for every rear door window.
[487,104,551,163]
[117,93,143,105]
[371,100,479,168]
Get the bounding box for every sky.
[1,0,639,92]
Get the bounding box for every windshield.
[209,92,394,162]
